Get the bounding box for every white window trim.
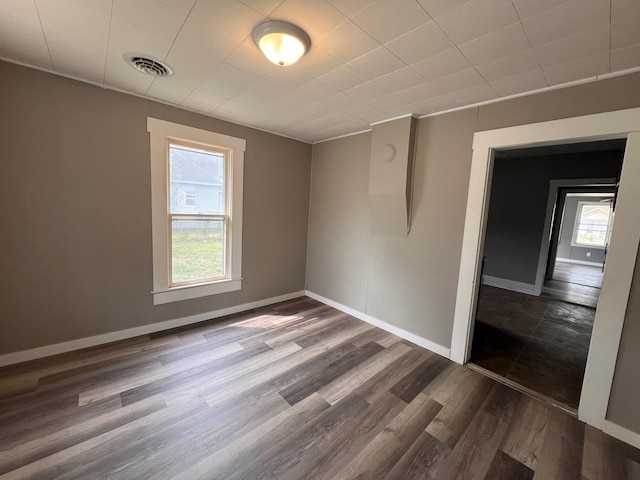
[570,201,611,248]
[148,118,245,305]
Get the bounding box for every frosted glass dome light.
[252,21,310,66]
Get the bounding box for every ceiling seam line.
[510,0,550,87]
[102,0,114,86]
[145,0,199,98]
[162,0,198,62]
[32,0,55,71]
[413,2,481,101]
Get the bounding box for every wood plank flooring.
[472,285,595,409]
[1,297,638,479]
[544,260,603,308]
[553,261,603,288]
[541,279,600,309]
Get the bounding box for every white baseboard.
[602,420,640,449]
[305,290,451,359]
[0,291,306,367]
[556,257,603,267]
[482,275,538,296]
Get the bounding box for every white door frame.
[451,107,640,430]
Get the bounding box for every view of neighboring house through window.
[148,117,245,305]
[169,142,226,285]
[572,201,613,247]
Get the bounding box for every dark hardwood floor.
[471,285,595,409]
[541,279,600,308]
[542,261,602,308]
[553,260,604,288]
[1,297,638,479]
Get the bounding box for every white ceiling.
[1,0,639,143]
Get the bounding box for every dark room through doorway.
[469,139,625,411]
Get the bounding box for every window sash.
[167,140,231,287]
[168,139,228,216]
[168,214,229,286]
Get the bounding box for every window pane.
[171,218,225,284]
[169,144,225,214]
[575,203,610,246]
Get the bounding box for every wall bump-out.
[369,116,418,237]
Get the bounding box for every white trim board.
[556,258,603,267]
[451,107,640,440]
[602,420,640,450]
[482,275,538,296]
[0,291,305,367]
[305,290,451,359]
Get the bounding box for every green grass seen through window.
[171,230,224,284]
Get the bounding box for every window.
[148,118,245,305]
[572,201,613,248]
[184,191,196,207]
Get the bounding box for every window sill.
[152,278,242,305]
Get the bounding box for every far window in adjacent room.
[572,201,613,248]
[148,118,245,305]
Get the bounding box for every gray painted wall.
[307,133,372,313]
[483,153,621,285]
[608,242,640,433]
[309,109,476,348]
[0,61,312,355]
[556,195,607,264]
[307,71,640,435]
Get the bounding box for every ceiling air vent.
[124,53,173,77]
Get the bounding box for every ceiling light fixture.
[252,20,310,66]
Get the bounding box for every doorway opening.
[451,108,640,433]
[542,186,617,308]
[468,140,625,410]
